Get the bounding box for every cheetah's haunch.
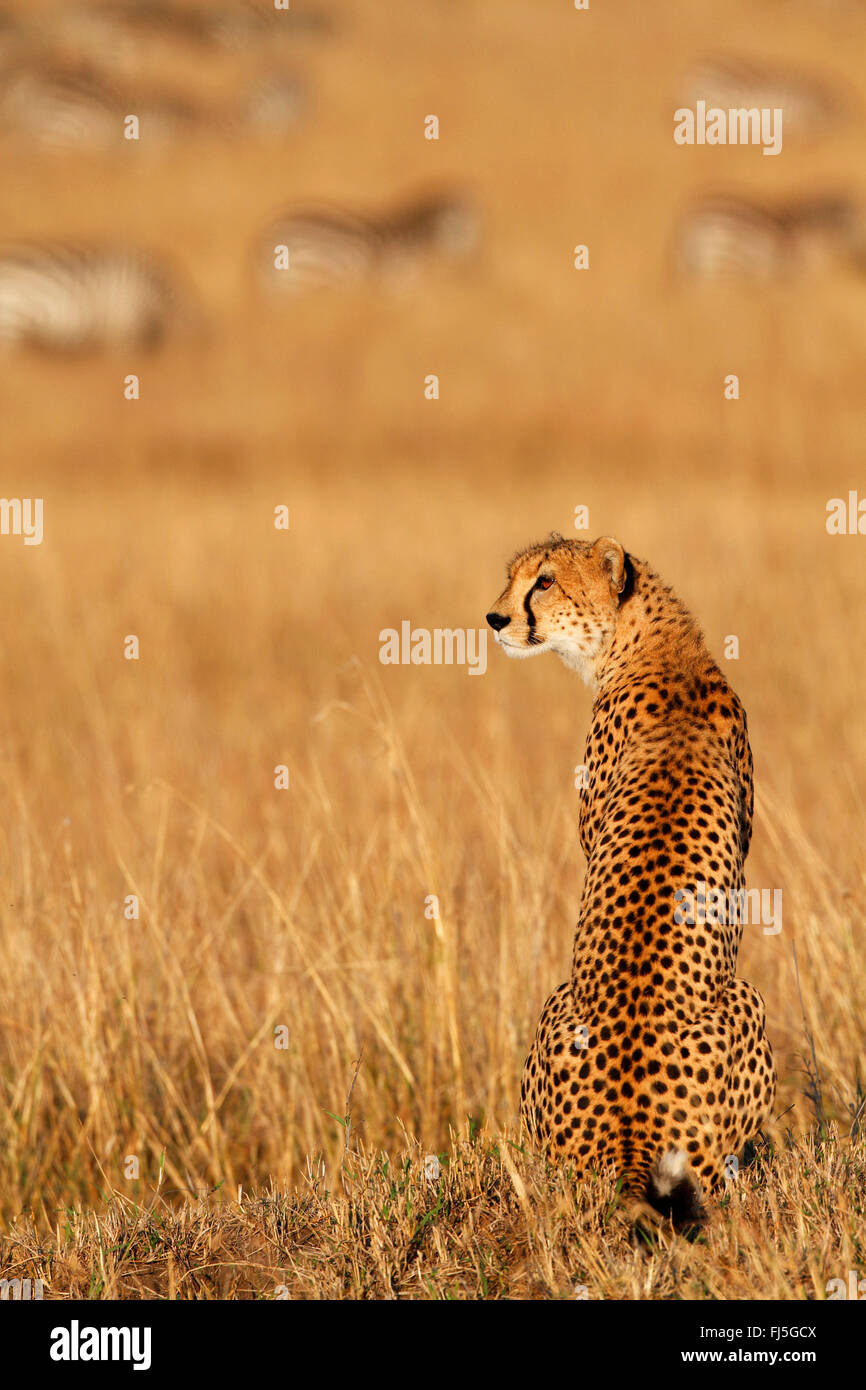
[486,534,775,1229]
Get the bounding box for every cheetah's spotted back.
[486,534,775,1228]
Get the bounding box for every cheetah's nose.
[486,612,510,632]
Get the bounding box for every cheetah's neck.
[594,557,713,693]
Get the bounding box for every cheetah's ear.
[593,537,627,595]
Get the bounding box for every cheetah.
[486,533,775,1229]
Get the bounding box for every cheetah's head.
[485,533,631,686]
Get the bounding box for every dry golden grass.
[0,0,865,1299]
[2,1129,864,1300]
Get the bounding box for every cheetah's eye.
[537,577,554,591]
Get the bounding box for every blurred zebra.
[680,54,844,134]
[254,194,480,295]
[0,62,303,150]
[0,242,195,351]
[671,193,866,281]
[207,0,333,47]
[0,63,202,151]
[47,0,330,65]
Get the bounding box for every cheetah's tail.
[645,1150,706,1232]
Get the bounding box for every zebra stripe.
[0,61,304,150]
[671,193,865,280]
[49,0,331,63]
[0,63,203,150]
[255,194,480,294]
[0,243,194,351]
[681,54,843,134]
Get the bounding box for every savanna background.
[0,0,864,1300]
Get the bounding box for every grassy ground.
[3,1128,864,1300]
[1,0,865,1298]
